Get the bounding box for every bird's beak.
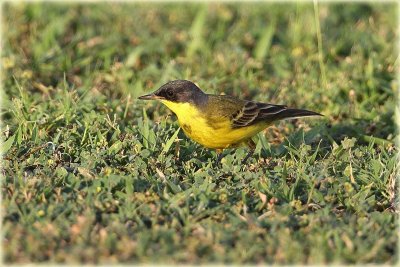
[138,93,163,100]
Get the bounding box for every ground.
[2,2,398,264]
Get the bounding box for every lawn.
[1,1,398,264]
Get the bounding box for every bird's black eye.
[166,89,174,98]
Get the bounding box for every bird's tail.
[243,102,322,125]
[273,108,323,121]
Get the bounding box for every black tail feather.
[236,101,323,127]
[274,108,323,121]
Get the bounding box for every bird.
[139,80,322,159]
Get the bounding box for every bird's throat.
[160,100,201,122]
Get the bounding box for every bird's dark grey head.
[139,80,207,105]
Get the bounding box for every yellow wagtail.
[139,80,321,155]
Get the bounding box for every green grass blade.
[162,127,180,154]
[1,134,16,155]
[254,17,276,60]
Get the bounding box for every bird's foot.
[241,149,254,165]
[216,152,224,164]
[215,149,225,166]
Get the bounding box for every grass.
[1,1,399,264]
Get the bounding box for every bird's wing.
[205,95,321,129]
[231,101,288,128]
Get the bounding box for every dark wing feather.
[232,101,321,129]
[231,101,259,127]
[204,95,321,129]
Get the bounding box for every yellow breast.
[161,100,268,149]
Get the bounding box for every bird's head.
[138,80,207,105]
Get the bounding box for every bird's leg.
[216,149,224,164]
[241,139,256,165]
[241,150,254,165]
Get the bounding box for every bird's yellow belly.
[180,119,265,149]
[161,100,267,149]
